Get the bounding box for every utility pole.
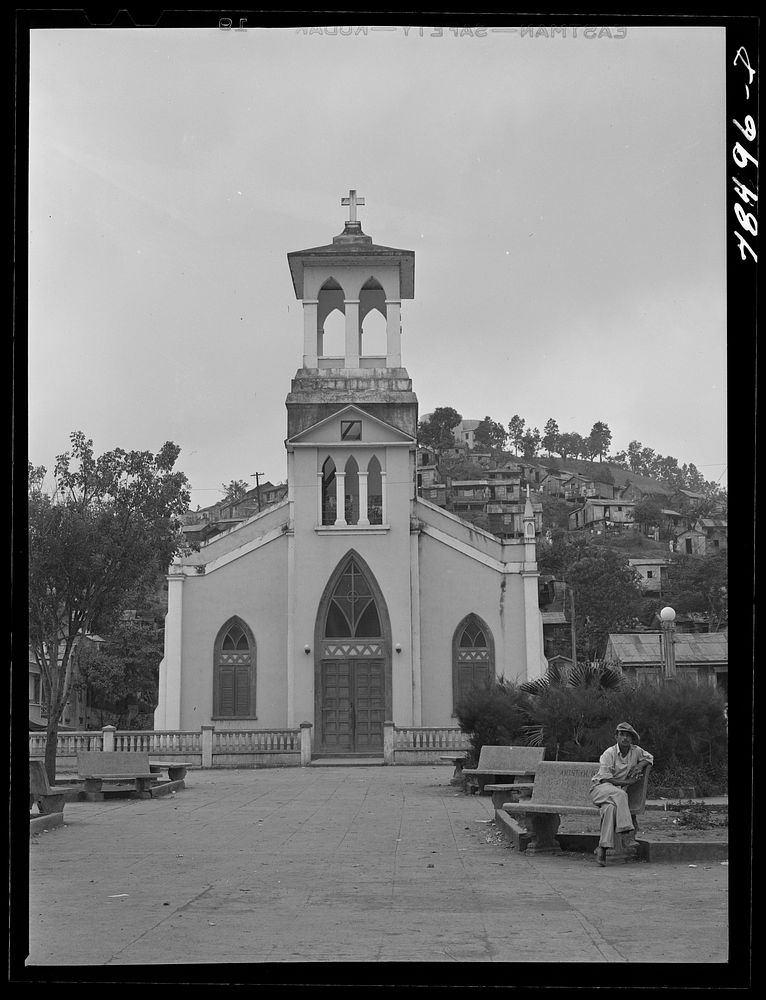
[251,472,264,512]
[569,584,577,671]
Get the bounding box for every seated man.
[590,722,654,867]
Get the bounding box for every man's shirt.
[592,743,654,785]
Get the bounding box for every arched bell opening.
[317,278,346,361]
[359,278,387,363]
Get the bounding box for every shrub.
[603,682,728,788]
[455,673,727,791]
[454,678,528,765]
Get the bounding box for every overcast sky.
[28,23,727,507]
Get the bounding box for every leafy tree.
[640,446,658,477]
[454,677,528,764]
[507,415,526,455]
[473,416,507,453]
[632,496,665,536]
[418,406,462,458]
[539,494,571,531]
[568,431,586,460]
[566,548,643,661]
[542,418,560,457]
[660,553,728,631]
[557,432,574,461]
[536,529,590,578]
[683,463,707,492]
[442,458,487,482]
[587,421,612,462]
[221,479,249,503]
[627,440,643,473]
[520,427,541,459]
[76,587,166,729]
[28,433,190,779]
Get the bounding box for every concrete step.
[310,757,385,767]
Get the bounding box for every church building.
[154,193,546,754]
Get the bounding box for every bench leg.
[523,813,562,855]
[491,790,507,811]
[167,767,186,782]
[38,794,66,815]
[134,777,154,799]
[83,778,104,801]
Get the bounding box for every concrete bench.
[77,751,157,800]
[462,745,546,795]
[149,760,192,782]
[29,759,66,816]
[501,761,652,858]
[439,753,468,784]
[484,781,535,810]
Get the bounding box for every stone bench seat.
[498,761,651,860]
[149,761,192,781]
[483,782,534,809]
[29,759,67,816]
[439,753,468,785]
[462,745,546,795]
[503,801,599,816]
[78,751,158,801]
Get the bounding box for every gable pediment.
[287,404,414,446]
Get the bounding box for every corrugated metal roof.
[606,632,728,664]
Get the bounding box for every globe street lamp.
[659,606,677,682]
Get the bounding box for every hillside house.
[616,477,674,504]
[540,470,568,497]
[486,499,544,540]
[674,518,727,556]
[672,489,707,513]
[604,632,728,695]
[452,419,481,449]
[561,472,616,501]
[569,498,636,532]
[628,557,671,594]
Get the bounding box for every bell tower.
[285,191,418,439]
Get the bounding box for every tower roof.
[287,191,415,298]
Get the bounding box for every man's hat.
[615,722,640,741]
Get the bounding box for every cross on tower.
[341,189,365,223]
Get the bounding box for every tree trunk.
[44,717,59,784]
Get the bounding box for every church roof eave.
[287,246,415,299]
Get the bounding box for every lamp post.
[659,606,677,683]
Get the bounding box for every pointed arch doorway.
[314,552,392,756]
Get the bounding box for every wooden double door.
[320,659,385,754]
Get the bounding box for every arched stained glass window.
[452,614,494,714]
[324,559,382,639]
[213,618,256,718]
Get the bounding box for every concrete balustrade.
[29,722,468,769]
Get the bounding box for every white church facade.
[154,193,546,755]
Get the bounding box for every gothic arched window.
[321,456,336,525]
[344,456,359,525]
[367,455,383,524]
[213,618,256,718]
[324,558,382,639]
[452,614,494,714]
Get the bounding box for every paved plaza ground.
[16,764,744,983]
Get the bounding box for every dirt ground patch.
[557,805,729,842]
